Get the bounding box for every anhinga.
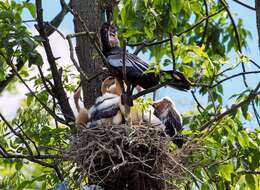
[152,97,184,148]
[88,92,123,126]
[100,22,192,96]
[74,77,124,127]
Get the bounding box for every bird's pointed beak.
[109,34,119,47]
[172,73,181,80]
[151,102,159,108]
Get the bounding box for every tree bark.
[256,0,260,50]
[72,0,104,108]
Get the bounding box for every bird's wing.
[142,107,166,130]
[90,104,120,121]
[125,53,149,73]
[89,93,121,121]
[107,53,149,76]
[164,109,182,136]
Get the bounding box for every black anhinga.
[152,97,185,148]
[100,22,192,94]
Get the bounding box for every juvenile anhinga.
[74,77,124,127]
[88,92,123,126]
[152,97,184,148]
[100,22,192,94]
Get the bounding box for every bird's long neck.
[110,46,121,52]
[102,45,121,57]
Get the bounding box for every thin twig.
[37,65,55,97]
[0,113,33,156]
[61,0,111,69]
[128,8,225,48]
[132,79,178,99]
[238,170,260,175]
[219,0,248,88]
[211,70,260,89]
[191,90,205,113]
[7,61,66,124]
[252,101,260,126]
[198,0,209,46]
[249,59,260,70]
[36,0,75,124]
[170,156,204,184]
[201,82,260,130]
[233,0,256,11]
[169,33,176,71]
[66,34,90,81]
[46,22,66,39]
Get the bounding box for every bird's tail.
[163,70,192,91]
[172,134,186,148]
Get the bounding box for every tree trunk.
[256,0,260,50]
[72,0,104,108]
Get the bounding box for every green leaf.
[241,103,249,120]
[28,51,44,67]
[26,92,34,106]
[219,163,233,181]
[182,65,193,78]
[41,182,47,190]
[15,160,23,171]
[23,2,36,18]
[182,54,193,64]
[245,174,255,190]
[164,14,177,33]
[170,0,184,13]
[237,132,246,148]
[0,61,5,80]
[17,180,31,190]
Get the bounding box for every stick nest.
[65,125,199,190]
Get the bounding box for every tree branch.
[132,79,179,99]
[169,33,176,71]
[198,0,209,46]
[61,0,111,69]
[0,144,64,181]
[6,61,66,124]
[16,122,41,156]
[249,59,260,70]
[36,0,75,124]
[252,101,260,126]
[0,113,33,156]
[66,33,108,83]
[219,0,248,88]
[44,0,72,36]
[211,70,260,89]
[233,0,255,11]
[200,83,260,130]
[238,170,260,175]
[0,60,25,94]
[256,0,260,50]
[128,8,225,48]
[191,90,206,114]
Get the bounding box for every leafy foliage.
[0,0,259,190]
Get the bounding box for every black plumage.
[100,22,192,91]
